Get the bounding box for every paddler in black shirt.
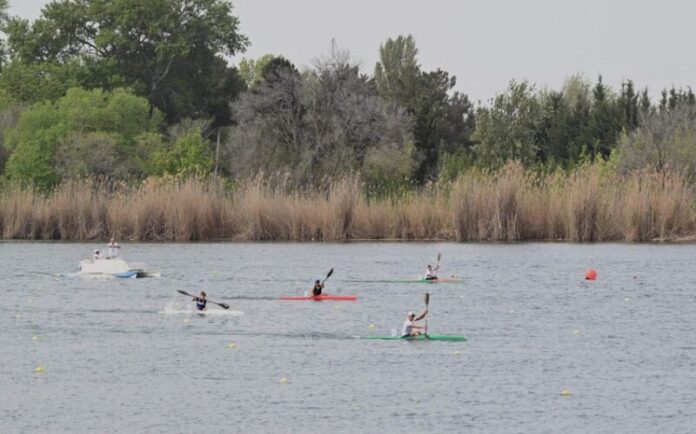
[192,291,208,311]
[310,279,324,296]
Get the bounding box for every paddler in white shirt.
[107,237,120,259]
[401,309,428,337]
[424,264,439,281]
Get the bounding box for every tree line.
[1,0,695,192]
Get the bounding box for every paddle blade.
[177,290,192,297]
[425,292,430,306]
[437,253,441,262]
[218,303,230,310]
[326,268,334,279]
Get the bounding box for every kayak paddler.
[424,264,439,281]
[402,309,428,337]
[310,279,324,296]
[192,291,208,311]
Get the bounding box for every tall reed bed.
[0,163,694,241]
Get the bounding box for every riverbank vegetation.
[0,0,695,241]
[1,162,693,241]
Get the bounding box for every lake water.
[1,242,695,433]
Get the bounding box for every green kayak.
[362,334,467,342]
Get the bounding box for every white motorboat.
[78,257,160,278]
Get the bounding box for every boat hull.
[78,258,156,278]
[280,294,357,301]
[362,334,466,342]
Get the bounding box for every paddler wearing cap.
[401,309,428,337]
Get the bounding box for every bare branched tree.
[228,48,412,186]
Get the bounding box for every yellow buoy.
[35,366,45,374]
[561,389,571,396]
[32,336,38,342]
[573,330,580,335]
[227,343,236,349]
[368,324,376,329]
[280,377,289,384]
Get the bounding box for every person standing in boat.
[192,291,207,311]
[402,310,428,337]
[424,264,439,281]
[107,237,120,259]
[310,279,324,296]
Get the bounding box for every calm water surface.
[1,242,695,433]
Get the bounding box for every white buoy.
[32,336,38,342]
[280,377,289,384]
[228,343,236,349]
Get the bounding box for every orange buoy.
[585,268,597,281]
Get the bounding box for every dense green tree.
[238,55,275,88]
[4,87,161,188]
[375,35,474,183]
[412,70,474,181]
[4,0,248,124]
[659,86,696,112]
[617,80,639,131]
[588,75,619,158]
[0,60,85,103]
[473,80,542,167]
[374,35,420,111]
[536,76,592,166]
[0,88,22,175]
[153,128,213,176]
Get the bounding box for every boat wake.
[160,301,244,316]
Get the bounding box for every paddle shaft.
[425,293,430,336]
[176,290,230,310]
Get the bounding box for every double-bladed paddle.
[177,290,230,310]
[322,268,334,284]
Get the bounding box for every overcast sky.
[8,0,696,103]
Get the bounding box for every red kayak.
[280,294,357,301]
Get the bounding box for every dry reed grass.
[0,163,694,241]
